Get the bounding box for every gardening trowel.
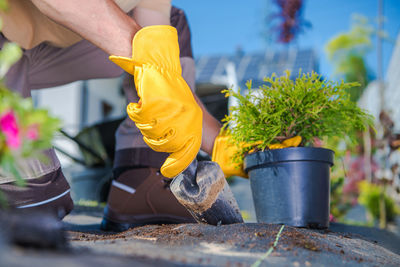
[170,159,244,225]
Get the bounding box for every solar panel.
[196,49,318,88]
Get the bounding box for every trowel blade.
[170,159,243,225]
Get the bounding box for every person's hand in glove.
[212,135,302,178]
[109,25,202,178]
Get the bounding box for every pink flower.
[313,137,323,147]
[26,124,39,141]
[0,110,21,149]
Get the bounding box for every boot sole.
[100,216,196,232]
[100,217,144,232]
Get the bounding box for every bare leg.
[30,0,146,57]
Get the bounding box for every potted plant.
[223,71,373,228]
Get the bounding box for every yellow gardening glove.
[269,136,302,149]
[109,25,202,178]
[212,135,248,178]
[212,135,302,178]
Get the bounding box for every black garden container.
[244,147,334,229]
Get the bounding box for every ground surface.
[1,207,400,267]
[1,178,400,266]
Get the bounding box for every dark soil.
[68,223,395,265]
[69,223,328,251]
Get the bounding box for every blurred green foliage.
[325,14,373,102]
[0,42,22,78]
[330,176,352,220]
[0,83,61,188]
[0,0,8,11]
[0,0,22,79]
[358,181,398,222]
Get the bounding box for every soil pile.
[68,223,400,266]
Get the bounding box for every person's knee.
[0,168,73,220]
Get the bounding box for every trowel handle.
[170,160,244,225]
[172,158,200,198]
[182,158,198,179]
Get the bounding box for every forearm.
[194,94,222,155]
[30,0,140,57]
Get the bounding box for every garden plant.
[0,88,60,184]
[222,70,374,228]
[222,70,374,160]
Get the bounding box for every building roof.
[195,48,319,89]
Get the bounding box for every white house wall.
[32,81,83,135]
[358,80,381,125]
[384,32,400,132]
[86,77,126,125]
[359,32,400,132]
[31,81,83,167]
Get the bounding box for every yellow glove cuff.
[109,25,181,75]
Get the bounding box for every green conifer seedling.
[222,70,374,163]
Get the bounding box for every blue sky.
[172,0,400,79]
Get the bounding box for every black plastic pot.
[244,147,334,228]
